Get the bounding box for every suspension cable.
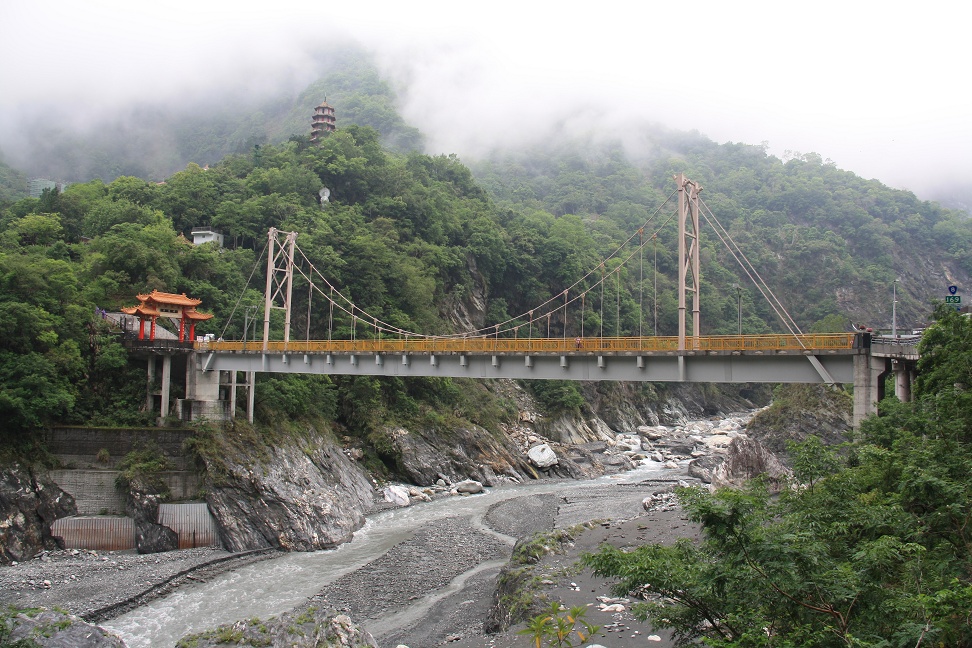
[562,290,568,342]
[616,267,621,337]
[699,197,805,340]
[220,239,269,339]
[599,264,605,341]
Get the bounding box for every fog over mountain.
[2,1,969,209]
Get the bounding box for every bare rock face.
[204,432,374,552]
[0,464,76,564]
[687,454,725,484]
[125,476,178,554]
[711,437,791,491]
[745,384,852,458]
[5,608,126,647]
[538,414,614,445]
[384,425,532,486]
[177,606,378,648]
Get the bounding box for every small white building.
[191,227,224,247]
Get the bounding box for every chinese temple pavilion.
[122,290,213,342]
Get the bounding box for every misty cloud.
[1,1,968,201]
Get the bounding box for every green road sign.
[946,296,961,304]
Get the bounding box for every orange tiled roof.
[135,291,203,307]
[121,305,161,317]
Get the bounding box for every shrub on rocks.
[3,607,125,647]
[176,606,378,647]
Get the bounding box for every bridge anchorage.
[170,175,910,428]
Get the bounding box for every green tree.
[584,305,972,646]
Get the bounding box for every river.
[102,411,755,647]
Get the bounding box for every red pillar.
[189,320,197,341]
[179,315,186,342]
[150,317,157,341]
[138,317,146,340]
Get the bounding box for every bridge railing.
[197,333,857,354]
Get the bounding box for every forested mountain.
[2,48,422,185]
[472,134,972,331]
[2,52,972,440]
[0,155,27,204]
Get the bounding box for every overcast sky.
[1,1,968,198]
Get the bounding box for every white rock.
[647,635,663,641]
[383,485,411,507]
[614,434,643,452]
[704,434,733,448]
[637,425,668,440]
[599,603,626,612]
[528,443,559,468]
[664,460,679,469]
[454,479,484,494]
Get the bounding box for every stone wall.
[42,427,194,470]
[48,470,201,515]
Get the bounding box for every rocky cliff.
[689,384,854,489]
[744,384,853,456]
[194,423,375,553]
[0,464,76,564]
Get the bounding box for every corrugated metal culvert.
[159,503,221,549]
[52,503,221,551]
[51,517,135,551]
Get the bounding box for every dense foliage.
[473,137,972,332]
[584,304,972,647]
[2,57,971,465]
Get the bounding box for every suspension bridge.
[164,175,912,427]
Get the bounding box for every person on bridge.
[575,337,582,350]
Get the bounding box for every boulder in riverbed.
[383,485,411,507]
[527,444,558,469]
[454,479,484,494]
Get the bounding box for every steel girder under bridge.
[184,333,887,428]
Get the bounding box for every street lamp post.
[892,280,898,338]
[735,284,742,336]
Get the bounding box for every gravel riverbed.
[2,477,694,648]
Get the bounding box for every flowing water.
[103,412,754,647]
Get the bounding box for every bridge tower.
[231,228,298,423]
[262,227,298,349]
[675,173,702,350]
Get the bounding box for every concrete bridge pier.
[160,354,172,426]
[853,353,890,428]
[892,359,915,403]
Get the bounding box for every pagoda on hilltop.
[311,99,336,142]
[122,290,213,342]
